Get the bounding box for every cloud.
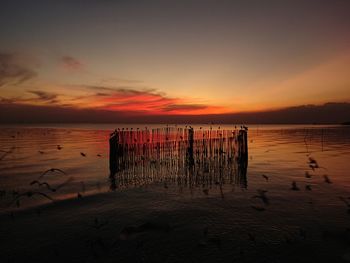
[94,92,110,97]
[99,77,143,85]
[27,90,59,103]
[0,52,37,87]
[86,85,159,95]
[161,104,208,112]
[61,56,83,71]
[0,90,60,105]
[0,97,16,104]
[93,88,230,114]
[84,87,180,113]
[65,85,230,115]
[0,82,229,115]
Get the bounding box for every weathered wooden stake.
[238,130,248,161]
[187,127,194,166]
[108,126,248,189]
[109,131,118,176]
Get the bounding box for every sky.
[0,0,349,122]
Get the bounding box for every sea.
[0,124,350,211]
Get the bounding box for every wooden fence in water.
[109,126,248,190]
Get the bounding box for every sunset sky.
[0,0,350,120]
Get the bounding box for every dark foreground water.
[1,124,350,262]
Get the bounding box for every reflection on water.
[108,127,248,191]
[0,124,350,210]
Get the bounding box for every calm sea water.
[0,124,350,211]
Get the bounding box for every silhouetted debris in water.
[80,152,86,157]
[97,154,102,157]
[291,181,300,191]
[57,145,62,150]
[253,189,269,205]
[305,185,312,191]
[38,150,45,154]
[309,164,316,171]
[305,171,312,178]
[251,205,266,211]
[324,175,332,184]
[308,156,327,170]
[30,177,73,192]
[77,192,83,199]
[261,174,269,181]
[10,191,54,207]
[308,157,319,167]
[30,180,53,190]
[39,168,67,179]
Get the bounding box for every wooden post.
[187,127,194,166]
[235,129,248,188]
[238,129,248,161]
[109,131,118,176]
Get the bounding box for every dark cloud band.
[0,52,37,87]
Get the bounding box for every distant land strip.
[0,102,349,124]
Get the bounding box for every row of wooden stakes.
[108,126,248,189]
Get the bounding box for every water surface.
[0,124,349,211]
